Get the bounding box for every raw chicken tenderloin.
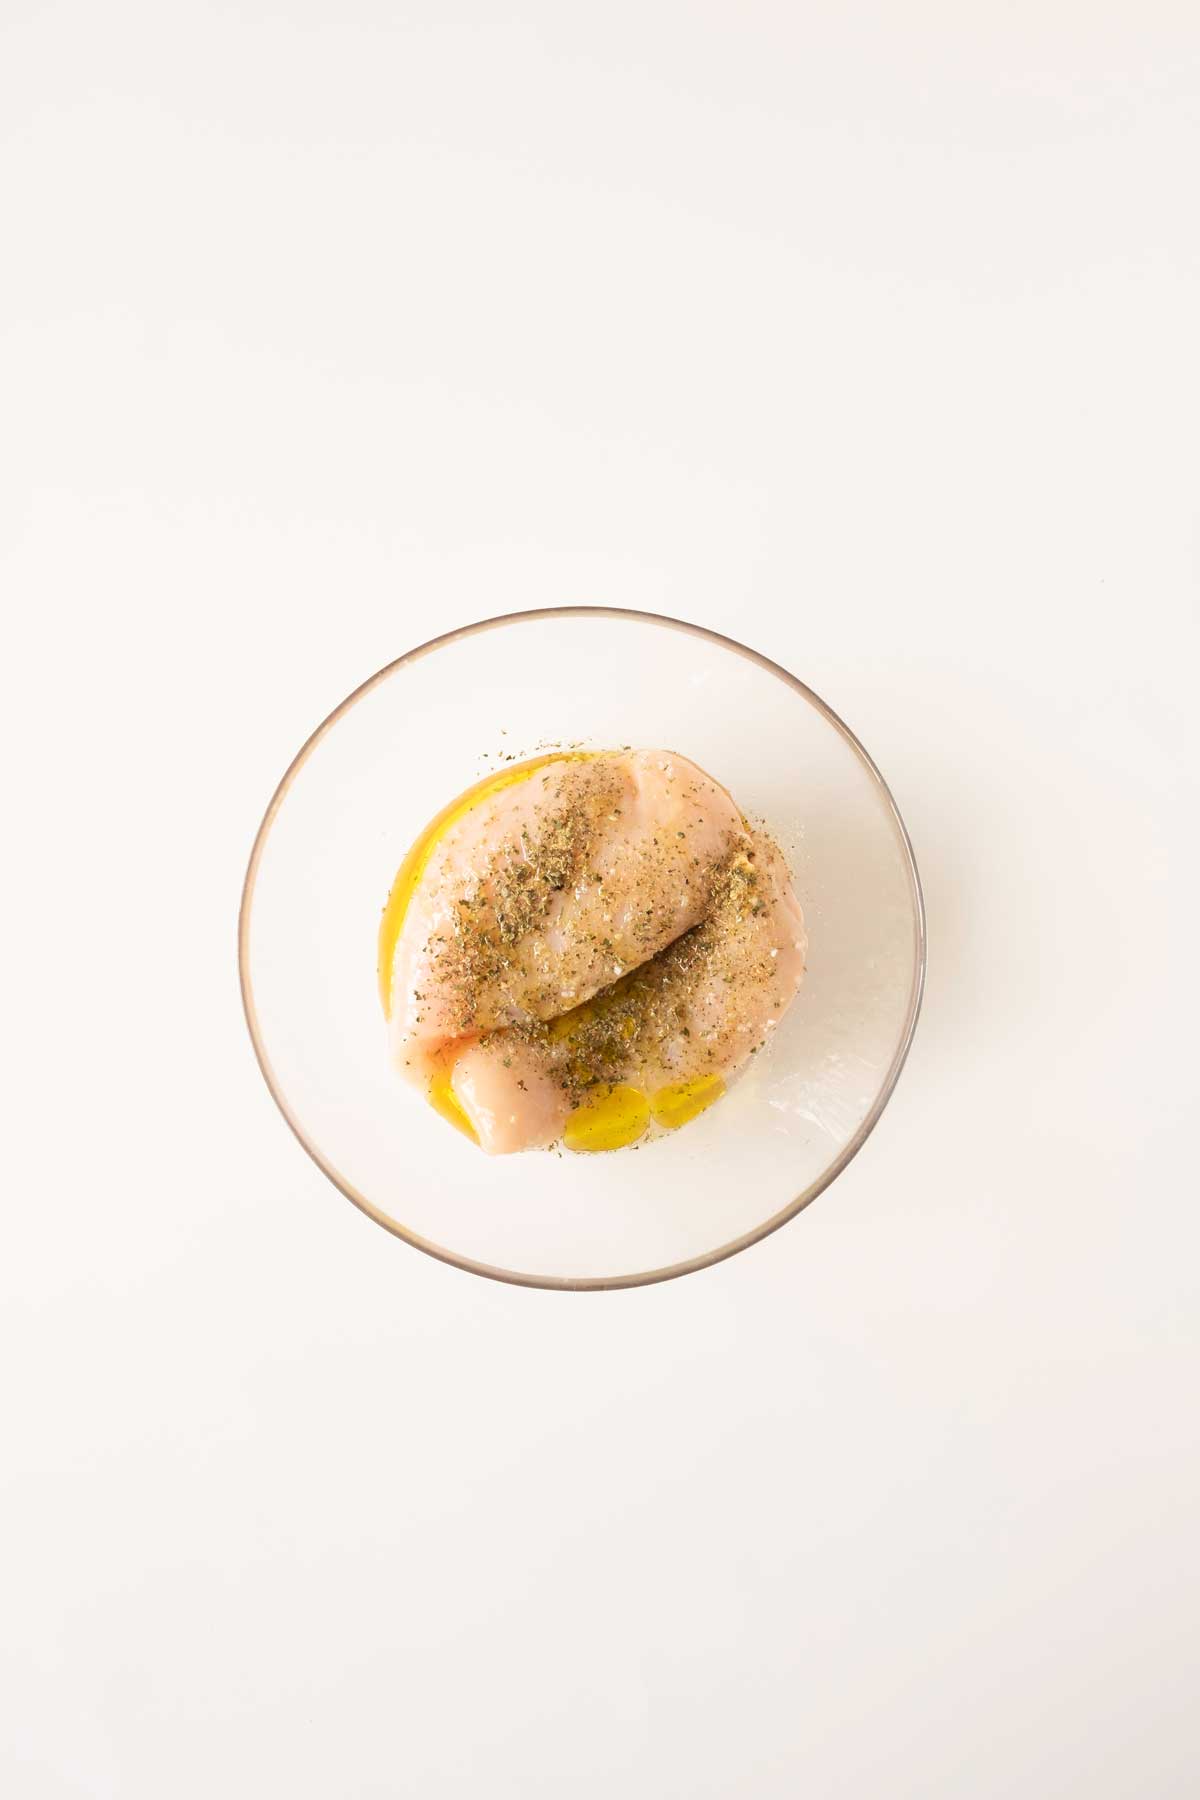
[450,831,807,1154]
[390,750,744,1082]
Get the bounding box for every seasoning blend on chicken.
[379,750,806,1154]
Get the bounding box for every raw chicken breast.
[389,750,743,1082]
[449,830,807,1153]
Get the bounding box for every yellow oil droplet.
[427,1062,478,1143]
[377,751,596,1017]
[548,998,595,1042]
[563,1084,650,1153]
[650,1074,726,1131]
[548,966,640,1043]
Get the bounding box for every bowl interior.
[241,611,923,1287]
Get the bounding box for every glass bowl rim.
[238,605,927,1292]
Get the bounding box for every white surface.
[3,3,1197,1794]
[246,612,919,1282]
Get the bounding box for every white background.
[3,4,1198,1795]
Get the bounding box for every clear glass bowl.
[239,609,925,1289]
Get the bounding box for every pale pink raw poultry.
[389,750,745,1085]
[451,830,807,1154]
